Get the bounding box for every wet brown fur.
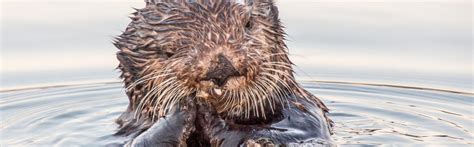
[114,0,332,139]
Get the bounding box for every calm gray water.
[1,0,473,146]
[0,81,472,146]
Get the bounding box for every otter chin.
[113,0,333,146]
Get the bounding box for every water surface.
[0,81,472,146]
[1,0,472,146]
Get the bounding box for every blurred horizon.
[1,0,472,91]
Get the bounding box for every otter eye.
[245,21,252,30]
[165,52,174,58]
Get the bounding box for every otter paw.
[244,138,276,147]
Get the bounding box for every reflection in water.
[0,81,472,146]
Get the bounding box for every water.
[0,81,472,146]
[1,0,472,146]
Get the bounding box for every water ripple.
[0,81,472,146]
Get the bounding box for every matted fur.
[114,0,332,135]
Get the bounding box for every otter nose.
[204,54,239,86]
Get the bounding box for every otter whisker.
[248,52,287,58]
[260,72,290,106]
[262,63,293,70]
[231,91,241,114]
[253,79,270,116]
[262,80,283,113]
[218,91,231,113]
[236,89,249,118]
[262,61,293,65]
[161,84,188,116]
[240,88,249,119]
[244,82,255,117]
[126,71,174,91]
[251,78,265,117]
[261,67,295,81]
[259,76,281,113]
[261,66,295,97]
[231,89,240,117]
[236,88,246,117]
[135,79,172,119]
[135,73,172,92]
[255,80,274,118]
[227,90,239,115]
[222,91,233,110]
[267,69,300,107]
[244,88,256,118]
[227,91,237,114]
[134,85,161,119]
[224,90,237,114]
[210,62,296,120]
[151,82,178,121]
[236,90,246,117]
[260,75,287,110]
[155,90,186,122]
[139,76,177,114]
[135,76,177,119]
[256,77,273,118]
[262,61,293,70]
[161,84,189,117]
[255,77,273,109]
[260,71,292,94]
[152,81,180,120]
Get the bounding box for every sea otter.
[113,0,332,146]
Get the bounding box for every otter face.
[115,0,296,122]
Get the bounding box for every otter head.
[115,0,300,124]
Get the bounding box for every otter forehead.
[141,1,250,48]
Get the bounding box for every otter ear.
[237,0,279,19]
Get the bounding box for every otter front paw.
[126,98,196,147]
